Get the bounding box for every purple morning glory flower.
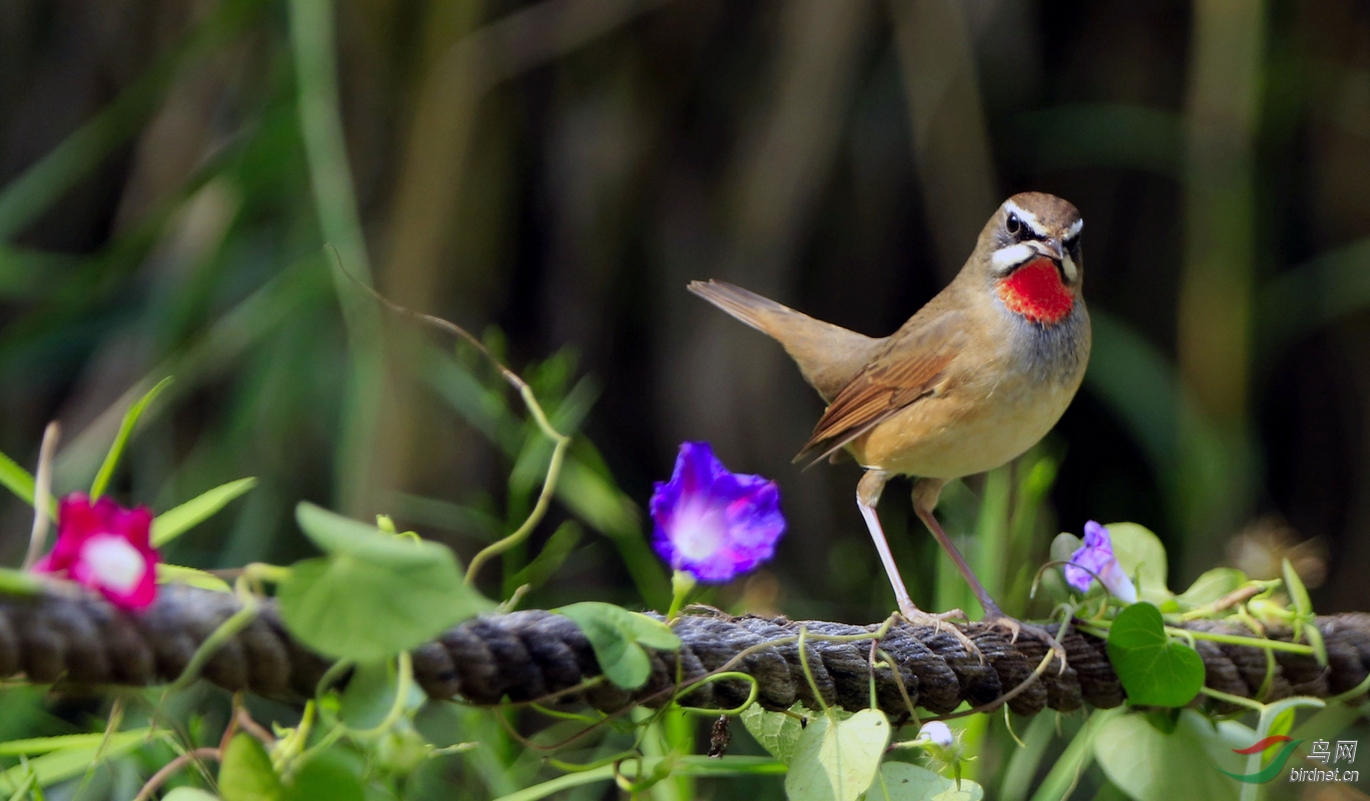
[650,442,785,583]
[1063,521,1138,603]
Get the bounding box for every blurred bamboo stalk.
[725,0,873,286]
[667,0,873,567]
[663,0,876,613]
[1177,0,1266,560]
[384,0,676,313]
[288,0,385,516]
[372,0,487,522]
[378,0,672,501]
[890,0,999,285]
[0,0,266,244]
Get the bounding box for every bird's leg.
[912,478,1068,670]
[857,471,973,650]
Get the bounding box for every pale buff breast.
[847,307,1090,479]
[849,376,1075,478]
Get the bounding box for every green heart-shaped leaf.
[740,702,807,764]
[554,602,679,689]
[784,709,890,801]
[1106,602,1204,707]
[1092,710,1243,801]
[277,503,493,661]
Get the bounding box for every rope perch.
[3,585,1368,718]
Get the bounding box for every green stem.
[1199,686,1266,712]
[243,563,292,588]
[666,571,696,621]
[671,672,759,716]
[465,410,570,585]
[796,626,828,714]
[341,273,577,591]
[1167,626,1315,655]
[1079,619,1317,655]
[1326,671,1370,705]
[167,600,260,693]
[348,652,415,739]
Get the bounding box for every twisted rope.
[2,585,1367,719]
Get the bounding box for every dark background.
[2,0,1368,624]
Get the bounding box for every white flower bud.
[919,721,954,748]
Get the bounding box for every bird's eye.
[1006,214,1022,235]
[1064,233,1081,255]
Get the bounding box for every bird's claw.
[984,611,1068,675]
[898,606,984,662]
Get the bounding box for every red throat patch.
[997,258,1074,324]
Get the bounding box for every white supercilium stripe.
[1002,199,1050,237]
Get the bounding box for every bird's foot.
[896,604,982,661]
[981,606,1068,675]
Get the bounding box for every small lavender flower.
[650,442,785,583]
[1063,521,1137,603]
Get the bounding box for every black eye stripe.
[1006,212,1079,247]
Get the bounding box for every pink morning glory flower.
[650,442,785,583]
[33,493,159,611]
[1063,521,1137,603]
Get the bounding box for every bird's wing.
[796,311,969,465]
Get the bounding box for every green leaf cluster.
[741,705,984,801]
[276,503,494,661]
[219,734,367,801]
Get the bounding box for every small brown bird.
[689,192,1089,651]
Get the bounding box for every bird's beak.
[1033,238,1064,262]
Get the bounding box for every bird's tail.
[687,280,796,336]
[687,279,880,403]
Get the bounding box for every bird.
[689,192,1089,655]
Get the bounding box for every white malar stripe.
[1066,218,1084,239]
[1061,253,1078,281]
[990,243,1034,273]
[1002,199,1049,237]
